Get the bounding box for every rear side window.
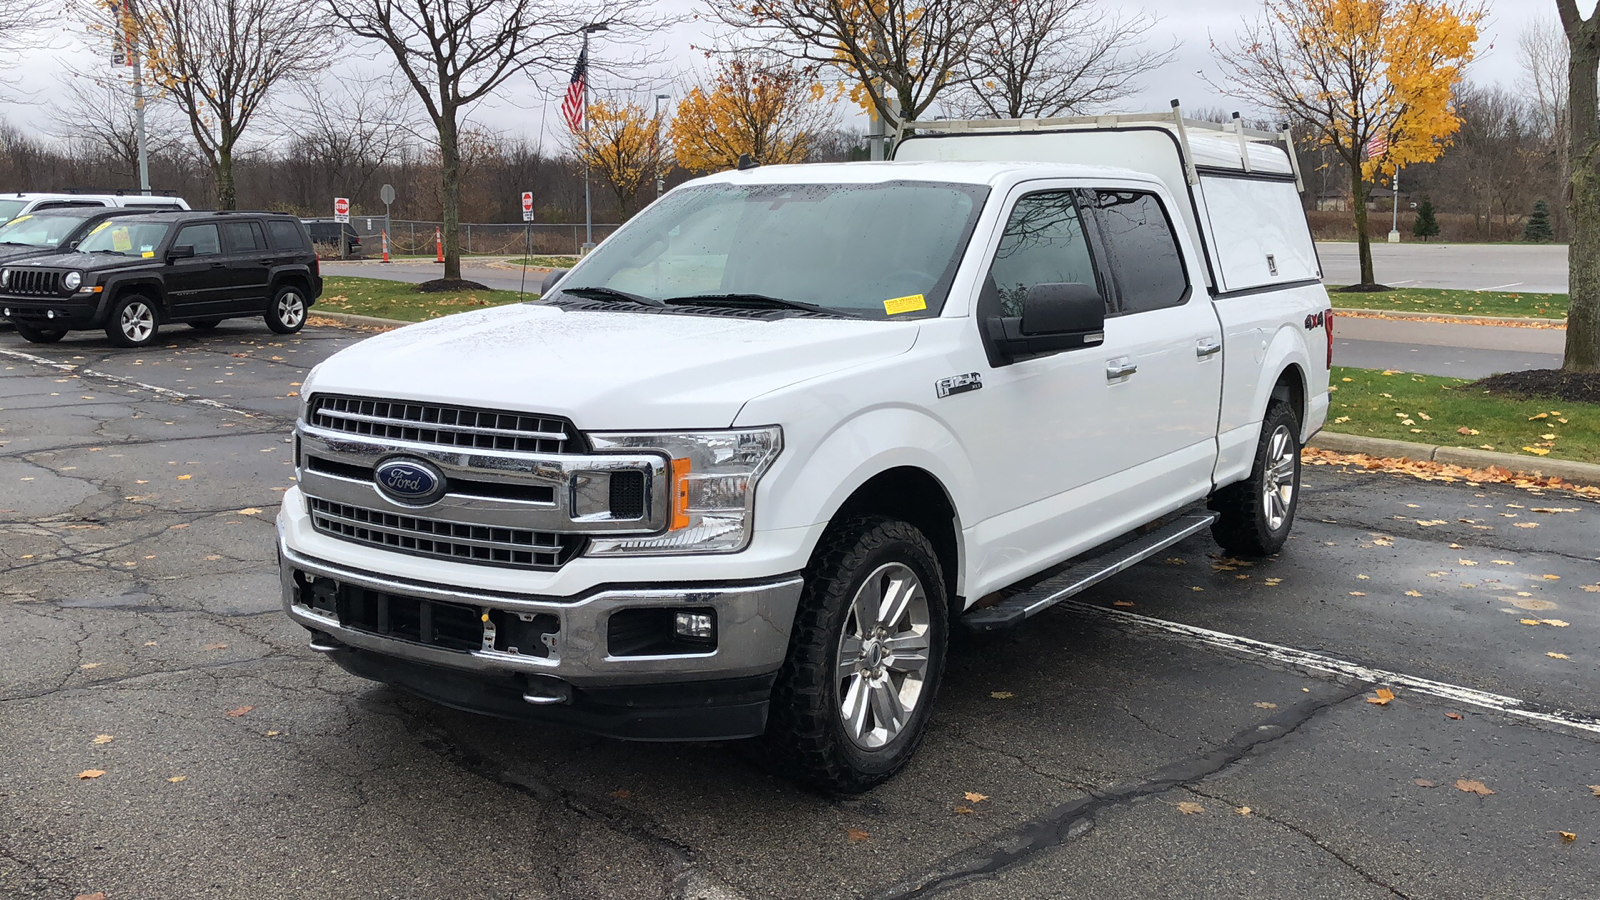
[267,220,308,250]
[1086,190,1188,314]
[221,221,266,253]
[174,223,221,256]
[985,190,1102,317]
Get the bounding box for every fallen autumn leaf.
[225,706,254,717]
[77,769,105,779]
[846,827,871,842]
[1176,801,1205,815]
[1367,688,1395,706]
[964,792,988,803]
[1413,778,1437,788]
[1455,779,1495,797]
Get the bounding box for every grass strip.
[314,276,532,323]
[1328,287,1567,320]
[1325,366,1600,465]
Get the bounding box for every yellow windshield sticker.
[884,294,927,316]
[111,227,132,252]
[88,220,111,235]
[10,214,31,223]
[142,250,155,258]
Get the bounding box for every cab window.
[174,223,221,256]
[1084,190,1189,314]
[983,190,1103,318]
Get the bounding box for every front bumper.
[0,294,102,329]
[280,543,805,740]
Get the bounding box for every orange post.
[435,227,443,263]
[381,230,390,263]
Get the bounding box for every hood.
[0,244,64,263]
[3,251,149,274]
[305,303,922,430]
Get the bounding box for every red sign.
[333,197,350,223]
[521,191,533,212]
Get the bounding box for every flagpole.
[1388,166,1401,244]
[582,28,592,254]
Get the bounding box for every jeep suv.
[0,210,321,346]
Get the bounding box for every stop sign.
[521,191,533,212]
[333,197,350,222]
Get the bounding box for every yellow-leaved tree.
[670,57,836,172]
[572,99,662,217]
[1214,0,1482,287]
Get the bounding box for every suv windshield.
[565,181,989,319]
[75,219,172,258]
[0,199,28,222]
[0,213,96,249]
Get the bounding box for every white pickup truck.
[278,108,1332,791]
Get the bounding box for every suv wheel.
[765,516,948,793]
[266,285,307,334]
[105,295,160,348]
[1210,397,1302,556]
[14,323,67,344]
[188,319,222,331]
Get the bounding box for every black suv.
[301,219,363,258]
[0,211,321,347]
[0,206,170,264]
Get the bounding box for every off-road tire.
[765,516,949,793]
[14,323,67,343]
[266,284,307,334]
[105,294,161,348]
[188,319,222,331]
[1209,398,1302,557]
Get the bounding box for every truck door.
[1082,188,1223,509]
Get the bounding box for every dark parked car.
[301,218,363,258]
[0,210,322,347]
[0,206,171,263]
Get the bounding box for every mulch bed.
[416,278,492,293]
[1467,369,1600,404]
[1334,283,1392,293]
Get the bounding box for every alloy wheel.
[1260,424,1297,532]
[120,301,155,343]
[836,562,933,750]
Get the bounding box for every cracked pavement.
[3,322,1598,900]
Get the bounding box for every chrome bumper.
[279,543,804,687]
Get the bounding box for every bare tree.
[0,0,43,55]
[1433,84,1539,240]
[711,0,1001,130]
[1556,0,1600,372]
[1519,16,1570,239]
[128,0,326,208]
[326,0,660,282]
[46,73,188,186]
[277,76,418,205]
[950,0,1172,119]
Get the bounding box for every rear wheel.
[765,516,948,793]
[188,319,222,331]
[105,294,160,348]
[14,323,67,344]
[1210,398,1301,556]
[266,285,306,334]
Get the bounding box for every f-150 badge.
[936,373,983,398]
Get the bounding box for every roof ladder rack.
[1169,99,1200,186]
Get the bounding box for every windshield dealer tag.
[936,372,982,399]
[884,294,927,315]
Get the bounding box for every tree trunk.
[215,146,236,211]
[1350,162,1375,286]
[438,111,462,281]
[1566,35,1600,372]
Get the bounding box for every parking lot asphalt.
[2,322,1598,900]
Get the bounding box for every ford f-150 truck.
[278,107,1332,791]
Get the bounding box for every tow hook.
[522,676,573,706]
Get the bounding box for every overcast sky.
[0,0,1583,153]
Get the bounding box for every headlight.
[63,271,82,291]
[585,427,782,556]
[0,269,9,288]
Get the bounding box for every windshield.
[75,219,171,258]
[0,213,96,249]
[0,199,28,222]
[565,181,989,319]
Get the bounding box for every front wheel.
[1210,398,1302,556]
[105,295,161,348]
[765,516,948,793]
[266,285,307,334]
[14,323,67,344]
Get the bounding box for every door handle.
[1196,339,1222,357]
[1105,361,1137,380]
[209,262,228,269]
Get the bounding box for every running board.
[962,510,1218,633]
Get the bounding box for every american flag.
[561,48,587,133]
[1366,133,1389,160]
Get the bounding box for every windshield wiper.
[558,286,665,308]
[663,293,861,319]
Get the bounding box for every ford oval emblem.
[373,457,447,505]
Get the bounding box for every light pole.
[580,21,609,254]
[654,93,670,200]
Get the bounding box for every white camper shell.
[892,106,1321,296]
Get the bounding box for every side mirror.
[539,268,568,295]
[67,240,79,250]
[986,282,1106,362]
[167,245,196,261]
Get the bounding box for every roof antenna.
[736,153,760,171]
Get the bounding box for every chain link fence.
[344,218,623,257]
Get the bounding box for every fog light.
[673,611,714,640]
[46,309,55,319]
[2,308,10,317]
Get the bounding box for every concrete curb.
[1309,431,1600,487]
[1331,307,1566,327]
[309,311,412,329]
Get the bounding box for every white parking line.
[1062,599,1600,737]
[0,346,266,420]
[1474,282,1523,292]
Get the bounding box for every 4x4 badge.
[935,373,982,398]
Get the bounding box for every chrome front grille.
[7,269,62,295]
[308,497,582,570]
[309,394,573,454]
